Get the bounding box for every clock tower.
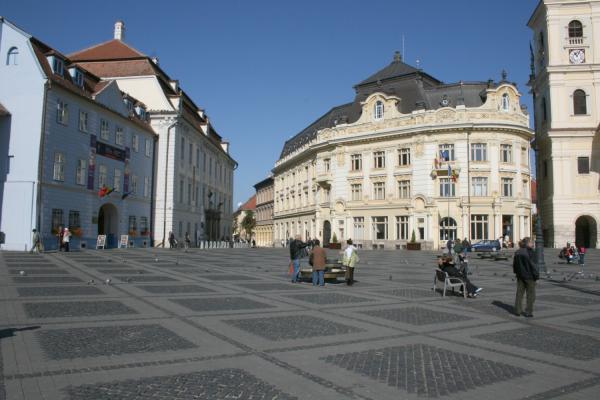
[528,0,600,248]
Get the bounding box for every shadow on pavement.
[0,326,41,340]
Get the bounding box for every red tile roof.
[75,59,160,79]
[238,195,257,211]
[68,39,146,61]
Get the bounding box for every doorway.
[575,215,597,248]
[323,220,331,246]
[98,203,118,248]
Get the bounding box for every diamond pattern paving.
[234,283,306,291]
[117,275,178,282]
[17,286,105,297]
[37,324,196,360]
[171,297,275,312]
[225,315,363,341]
[64,368,297,400]
[24,301,137,318]
[322,344,532,397]
[379,288,438,299]
[475,326,600,360]
[12,276,83,283]
[199,274,259,281]
[536,294,600,306]
[360,306,474,326]
[288,292,375,305]
[9,269,70,275]
[136,285,214,294]
[574,316,600,328]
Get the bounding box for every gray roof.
[278,54,500,160]
[0,102,9,116]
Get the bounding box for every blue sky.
[2,0,539,207]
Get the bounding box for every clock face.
[569,49,585,64]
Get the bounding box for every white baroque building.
[529,0,600,248]
[273,53,534,250]
[65,21,236,245]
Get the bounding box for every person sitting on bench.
[438,256,483,297]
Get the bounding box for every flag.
[440,150,450,161]
[99,186,114,198]
[451,169,459,182]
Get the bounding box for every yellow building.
[254,177,274,247]
[273,54,533,250]
[529,0,600,248]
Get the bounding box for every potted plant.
[407,230,421,250]
[329,232,341,249]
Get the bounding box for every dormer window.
[374,101,384,120]
[69,67,84,88]
[6,47,18,65]
[51,57,64,76]
[135,105,146,120]
[123,98,133,112]
[501,93,510,111]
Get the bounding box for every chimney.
[114,20,125,41]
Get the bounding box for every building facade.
[232,195,256,241]
[273,53,533,250]
[529,0,600,248]
[68,21,236,245]
[253,176,274,246]
[0,18,154,250]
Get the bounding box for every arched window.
[439,217,457,241]
[573,89,587,115]
[6,46,18,66]
[374,101,384,120]
[501,93,510,111]
[568,20,583,38]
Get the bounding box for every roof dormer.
[47,55,64,76]
[68,66,84,88]
[135,103,147,120]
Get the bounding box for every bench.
[433,269,467,298]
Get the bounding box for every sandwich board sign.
[119,235,129,249]
[96,235,106,249]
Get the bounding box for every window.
[398,180,411,199]
[73,69,83,87]
[521,146,528,166]
[501,177,513,197]
[500,144,512,163]
[351,183,362,201]
[140,217,149,235]
[578,156,590,174]
[373,151,385,169]
[187,179,192,205]
[439,178,455,197]
[522,180,529,198]
[56,100,68,125]
[132,134,139,152]
[76,159,86,185]
[131,175,138,194]
[470,143,487,161]
[144,176,150,197]
[374,101,384,120]
[471,215,489,240]
[78,110,88,132]
[353,217,364,240]
[98,165,107,188]
[373,182,386,200]
[52,57,64,76]
[100,119,110,140]
[145,139,152,157]
[372,216,388,240]
[439,217,457,241]
[323,158,330,172]
[573,89,587,115]
[501,93,510,111]
[189,143,193,165]
[351,154,362,171]
[114,127,124,145]
[439,144,455,161]
[398,148,411,166]
[568,20,583,38]
[113,169,122,192]
[53,152,65,181]
[6,46,18,65]
[68,210,80,229]
[179,179,184,203]
[51,209,63,233]
[180,137,185,164]
[471,177,488,197]
[396,216,409,240]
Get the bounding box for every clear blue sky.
[3,0,539,207]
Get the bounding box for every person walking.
[578,245,586,268]
[168,231,176,249]
[57,225,64,251]
[289,235,307,283]
[309,239,327,287]
[30,229,43,253]
[343,239,359,286]
[513,237,539,317]
[184,232,191,249]
[453,239,463,265]
[446,237,453,255]
[62,228,72,252]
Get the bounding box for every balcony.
[566,36,585,46]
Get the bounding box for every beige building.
[232,195,256,241]
[254,176,274,246]
[273,54,533,250]
[529,0,600,248]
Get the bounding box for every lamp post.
[529,46,546,273]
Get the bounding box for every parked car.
[471,239,501,252]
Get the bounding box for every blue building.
[0,17,156,250]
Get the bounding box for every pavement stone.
[16,286,105,297]
[171,297,275,312]
[24,301,138,318]
[359,306,474,326]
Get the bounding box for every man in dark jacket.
[513,237,539,317]
[438,256,482,297]
[289,235,308,283]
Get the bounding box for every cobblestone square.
[1,248,599,400]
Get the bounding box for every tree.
[410,230,416,243]
[241,211,256,240]
[332,232,338,243]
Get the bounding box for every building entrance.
[98,203,118,248]
[575,215,597,248]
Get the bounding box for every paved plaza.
[0,247,599,399]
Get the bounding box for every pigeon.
[126,278,133,283]
[19,270,26,276]
[104,278,111,285]
[154,257,159,262]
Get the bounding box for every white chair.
[433,269,467,298]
